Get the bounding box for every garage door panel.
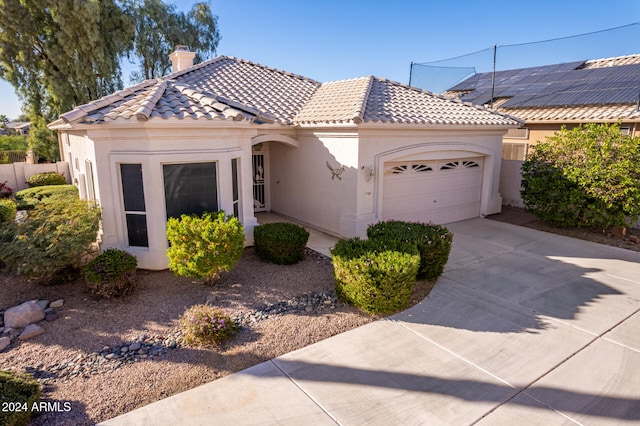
[382,157,483,224]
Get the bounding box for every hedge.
[331,238,420,314]
[254,222,310,264]
[367,220,453,280]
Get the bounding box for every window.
[231,158,240,218]
[85,160,96,201]
[120,164,148,247]
[163,162,218,219]
[504,127,529,139]
[502,142,528,160]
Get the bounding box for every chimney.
[169,45,196,73]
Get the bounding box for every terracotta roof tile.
[52,56,520,128]
[294,77,373,124]
[500,104,640,122]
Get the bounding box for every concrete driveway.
[102,219,640,425]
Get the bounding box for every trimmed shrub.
[0,369,41,426]
[331,238,420,314]
[166,211,244,284]
[84,249,137,298]
[367,220,453,280]
[521,123,640,229]
[26,171,66,187]
[0,195,101,283]
[179,304,239,346]
[14,185,78,210]
[254,222,310,265]
[0,198,16,224]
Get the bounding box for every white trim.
[251,134,299,148]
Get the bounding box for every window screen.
[163,162,218,219]
[120,164,148,247]
[231,158,239,217]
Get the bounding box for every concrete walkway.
[102,219,640,425]
[254,212,339,257]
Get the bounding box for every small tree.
[166,211,244,284]
[521,123,640,229]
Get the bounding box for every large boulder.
[4,301,45,328]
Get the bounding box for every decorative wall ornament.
[326,161,345,180]
[252,143,263,151]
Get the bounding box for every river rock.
[0,336,10,351]
[19,324,44,340]
[49,299,64,309]
[4,301,45,328]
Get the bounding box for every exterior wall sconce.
[362,166,375,182]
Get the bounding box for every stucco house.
[445,54,640,160]
[49,48,521,270]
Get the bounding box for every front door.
[252,152,268,212]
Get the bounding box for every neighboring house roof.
[444,54,640,122]
[50,55,521,129]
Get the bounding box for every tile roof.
[445,54,640,122]
[51,55,521,129]
[495,103,640,122]
[293,76,520,126]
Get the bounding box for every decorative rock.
[629,235,639,244]
[45,313,59,322]
[610,226,627,238]
[36,300,50,310]
[129,342,141,352]
[49,299,64,309]
[4,301,45,328]
[0,336,10,351]
[19,324,45,340]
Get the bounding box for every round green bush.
[166,211,244,284]
[0,369,41,426]
[254,222,310,265]
[179,304,239,346]
[84,249,137,298]
[26,171,67,187]
[367,220,453,280]
[0,198,16,224]
[331,238,420,314]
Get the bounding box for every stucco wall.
[357,126,506,236]
[500,159,525,207]
[65,122,260,270]
[0,161,70,192]
[269,130,359,237]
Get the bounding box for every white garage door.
[382,157,483,224]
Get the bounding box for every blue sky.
[1,0,639,119]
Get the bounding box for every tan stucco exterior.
[59,119,509,270]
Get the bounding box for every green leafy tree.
[521,123,640,229]
[0,0,134,160]
[0,134,28,150]
[0,0,134,117]
[125,0,220,82]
